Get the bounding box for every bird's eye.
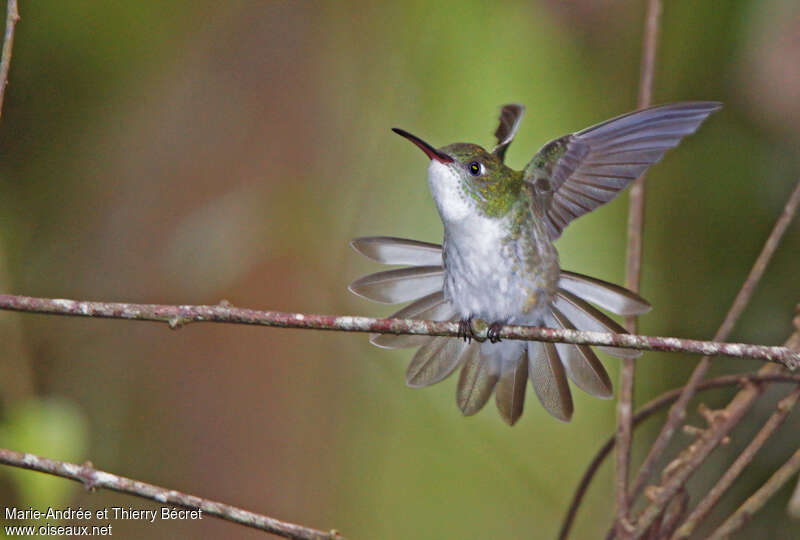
[468,161,482,176]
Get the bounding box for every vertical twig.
[0,0,19,123]
[636,0,661,112]
[629,178,800,504]
[616,0,662,535]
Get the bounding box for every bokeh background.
[0,1,799,538]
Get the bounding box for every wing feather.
[524,102,721,239]
[492,104,525,162]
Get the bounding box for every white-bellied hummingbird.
[349,102,720,424]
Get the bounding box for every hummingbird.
[349,102,720,425]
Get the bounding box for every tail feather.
[406,335,469,388]
[350,236,443,266]
[559,270,651,316]
[528,341,573,422]
[494,352,528,425]
[347,235,656,423]
[553,289,641,359]
[456,344,498,416]
[348,266,443,304]
[370,292,454,349]
[549,308,613,399]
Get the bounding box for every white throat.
[427,160,473,224]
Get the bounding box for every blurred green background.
[0,1,798,538]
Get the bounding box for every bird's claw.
[458,317,494,343]
[458,317,474,343]
[487,322,504,343]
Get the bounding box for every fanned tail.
[348,236,651,422]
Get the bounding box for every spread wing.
[492,103,525,162]
[523,102,721,240]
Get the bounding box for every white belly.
[443,216,554,324]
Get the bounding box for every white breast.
[426,161,551,323]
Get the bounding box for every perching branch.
[0,448,343,540]
[617,1,663,534]
[0,294,797,366]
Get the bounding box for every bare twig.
[630,366,774,538]
[706,446,800,540]
[0,0,18,124]
[629,315,800,539]
[556,372,800,540]
[617,1,663,534]
[0,448,343,540]
[628,178,800,504]
[637,0,661,112]
[671,384,800,539]
[0,294,797,366]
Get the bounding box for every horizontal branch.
[0,294,798,367]
[0,448,343,540]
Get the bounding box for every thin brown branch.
[629,366,773,538]
[556,372,800,540]
[0,0,19,124]
[0,294,797,366]
[628,178,800,505]
[0,448,343,540]
[629,316,800,539]
[706,446,800,540]
[671,384,800,539]
[637,0,661,111]
[617,1,663,533]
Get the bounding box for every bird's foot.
[458,317,490,343]
[458,317,474,343]
[487,322,504,343]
